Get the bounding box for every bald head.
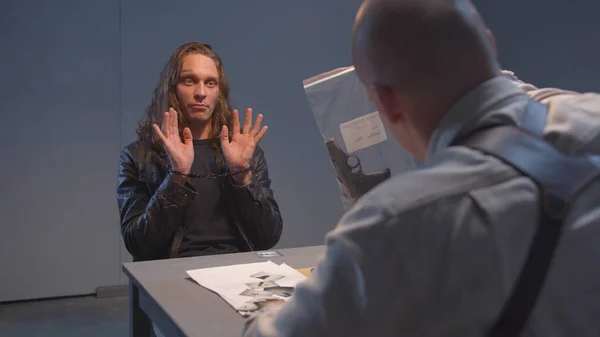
[350,0,500,161]
[352,0,498,95]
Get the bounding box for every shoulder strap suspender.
[520,99,548,137]
[452,100,600,336]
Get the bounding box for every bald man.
[242,1,600,336]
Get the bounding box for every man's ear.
[372,84,406,124]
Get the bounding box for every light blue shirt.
[242,75,600,337]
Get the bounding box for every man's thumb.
[182,127,193,144]
[220,125,229,142]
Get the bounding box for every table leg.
[130,281,152,337]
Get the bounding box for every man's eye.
[182,78,194,84]
[208,80,217,87]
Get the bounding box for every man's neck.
[414,71,499,161]
[425,72,522,160]
[190,122,212,140]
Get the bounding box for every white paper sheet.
[340,111,388,153]
[186,261,307,316]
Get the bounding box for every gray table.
[122,245,326,337]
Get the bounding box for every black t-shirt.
[177,139,240,257]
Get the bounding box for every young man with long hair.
[117,42,283,262]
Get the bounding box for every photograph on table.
[249,271,284,282]
[245,281,279,289]
[237,272,296,316]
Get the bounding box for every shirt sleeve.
[241,194,397,337]
[241,237,368,337]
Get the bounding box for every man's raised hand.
[221,108,268,173]
[152,108,194,174]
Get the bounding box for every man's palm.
[221,108,268,171]
[153,108,194,174]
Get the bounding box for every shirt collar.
[426,75,527,160]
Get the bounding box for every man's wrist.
[171,165,191,175]
[169,170,190,185]
[231,170,253,187]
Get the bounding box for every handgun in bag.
[325,138,391,200]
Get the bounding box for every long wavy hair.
[136,42,234,154]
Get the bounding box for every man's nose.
[194,84,207,98]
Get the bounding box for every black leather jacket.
[116,140,283,261]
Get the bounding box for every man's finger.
[182,127,193,145]
[153,124,168,144]
[169,108,179,137]
[220,125,230,144]
[243,108,252,134]
[161,111,170,137]
[250,113,263,136]
[232,109,241,135]
[254,125,268,144]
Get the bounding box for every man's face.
[176,53,220,125]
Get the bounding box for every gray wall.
[0,0,122,302]
[0,0,598,302]
[479,0,599,93]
